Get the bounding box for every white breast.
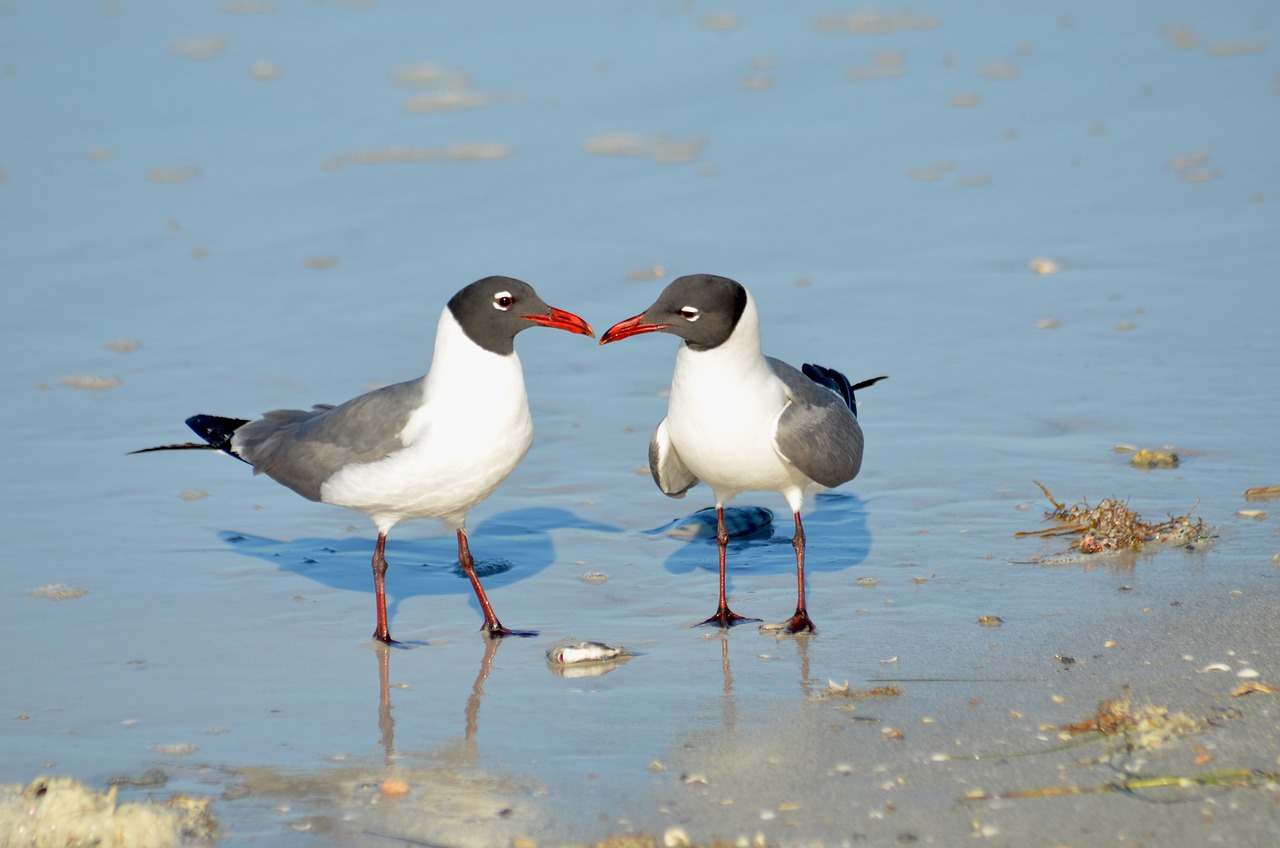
[321,309,533,532]
[663,296,803,500]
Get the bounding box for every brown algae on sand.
[1055,697,1200,749]
[1015,481,1212,561]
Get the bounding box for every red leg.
[370,532,397,644]
[457,529,536,638]
[698,506,760,628]
[783,511,816,634]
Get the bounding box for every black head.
[448,276,594,355]
[599,274,748,351]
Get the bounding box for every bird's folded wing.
[649,417,699,498]
[234,377,426,501]
[767,358,865,489]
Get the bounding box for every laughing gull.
[600,274,886,633]
[133,276,594,643]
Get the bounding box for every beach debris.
[546,640,627,665]
[0,776,216,847]
[813,681,901,702]
[105,338,141,353]
[978,615,1003,627]
[1028,257,1060,275]
[960,767,1280,803]
[626,264,667,281]
[1231,681,1279,697]
[1128,448,1179,469]
[546,639,630,666]
[27,583,88,601]
[60,374,122,391]
[1054,697,1200,751]
[379,778,410,796]
[1235,509,1268,521]
[813,10,938,34]
[582,132,707,165]
[1014,481,1212,560]
[1244,485,1280,501]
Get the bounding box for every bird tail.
[801,364,888,417]
[129,414,252,461]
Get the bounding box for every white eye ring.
[493,291,514,311]
[678,306,700,322]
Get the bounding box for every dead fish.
[546,640,629,665]
[650,506,774,541]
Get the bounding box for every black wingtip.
[130,414,252,460]
[184,414,251,452]
[802,365,887,417]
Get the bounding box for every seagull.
[133,276,594,644]
[600,274,885,633]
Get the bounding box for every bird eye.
[493,291,514,311]
[678,306,700,322]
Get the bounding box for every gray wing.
[648,417,698,498]
[767,357,865,488]
[232,377,426,501]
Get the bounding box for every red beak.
[599,312,669,345]
[524,306,595,338]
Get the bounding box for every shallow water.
[3,2,1279,845]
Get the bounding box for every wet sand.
[3,2,1278,845]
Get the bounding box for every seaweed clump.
[1016,481,1212,556]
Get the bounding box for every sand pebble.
[1236,509,1267,520]
[578,570,609,584]
[683,773,709,786]
[179,489,209,501]
[1028,257,1061,275]
[379,778,410,796]
[1034,318,1061,329]
[1236,668,1261,679]
[104,338,141,353]
[1199,663,1232,673]
[28,583,89,601]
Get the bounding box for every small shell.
[546,640,628,665]
[1199,663,1232,673]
